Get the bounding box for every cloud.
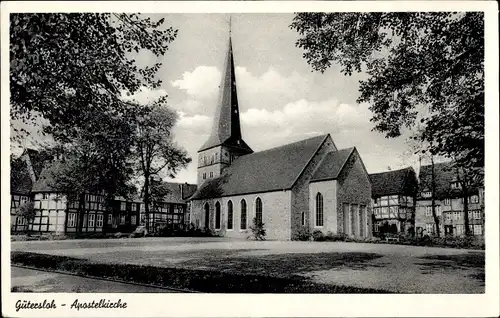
[121,86,168,105]
[171,66,221,99]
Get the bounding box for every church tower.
[197,27,253,184]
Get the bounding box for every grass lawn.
[11,237,485,293]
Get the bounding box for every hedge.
[11,251,391,293]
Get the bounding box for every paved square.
[11,237,484,293]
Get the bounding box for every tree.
[10,13,177,141]
[132,103,191,231]
[17,201,35,233]
[249,217,266,241]
[405,128,441,237]
[290,12,484,177]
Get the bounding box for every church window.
[203,173,206,180]
[227,201,233,230]
[315,193,324,227]
[301,212,305,226]
[255,198,263,224]
[210,171,213,178]
[240,199,247,230]
[215,202,221,229]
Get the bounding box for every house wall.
[309,180,337,234]
[10,193,31,233]
[290,135,336,239]
[336,151,372,237]
[416,194,484,237]
[191,190,292,240]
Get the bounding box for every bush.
[249,218,266,241]
[312,230,324,241]
[293,226,311,241]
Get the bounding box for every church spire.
[198,19,252,154]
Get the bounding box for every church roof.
[199,36,252,154]
[369,167,417,198]
[191,134,329,199]
[310,147,355,182]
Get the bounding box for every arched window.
[316,193,324,227]
[240,199,247,230]
[215,202,221,229]
[204,202,210,229]
[255,197,263,224]
[227,201,233,230]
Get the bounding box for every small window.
[17,216,25,225]
[425,206,432,217]
[131,215,137,225]
[315,193,324,227]
[210,171,213,178]
[255,198,263,224]
[68,213,77,227]
[473,224,482,235]
[88,214,95,227]
[120,202,126,211]
[425,223,434,235]
[108,214,113,224]
[473,210,481,220]
[203,172,206,180]
[422,191,432,198]
[444,198,451,206]
[301,212,305,226]
[120,214,126,225]
[42,193,48,200]
[436,205,442,216]
[96,214,103,227]
[469,195,479,204]
[227,201,233,230]
[445,212,452,221]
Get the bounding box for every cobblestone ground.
[11,237,484,293]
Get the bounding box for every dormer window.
[451,182,461,189]
[421,191,432,198]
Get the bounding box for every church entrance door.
[204,203,210,229]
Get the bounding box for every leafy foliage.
[17,201,35,221]
[249,217,266,241]
[132,103,191,230]
[10,13,177,141]
[291,12,484,176]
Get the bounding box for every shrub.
[312,230,324,241]
[249,218,266,241]
[293,226,311,241]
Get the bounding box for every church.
[189,34,373,240]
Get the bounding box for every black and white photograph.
[2,1,499,317]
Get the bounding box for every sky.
[11,13,418,184]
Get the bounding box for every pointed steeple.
[199,23,252,154]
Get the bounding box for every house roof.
[32,160,64,192]
[369,167,417,198]
[310,147,355,182]
[10,156,33,195]
[157,182,198,204]
[191,134,329,199]
[418,161,479,199]
[25,148,53,179]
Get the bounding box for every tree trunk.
[144,174,150,232]
[431,157,441,237]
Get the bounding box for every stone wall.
[336,150,372,237]
[191,190,292,240]
[290,135,336,239]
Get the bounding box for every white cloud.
[170,66,221,99]
[121,86,168,105]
